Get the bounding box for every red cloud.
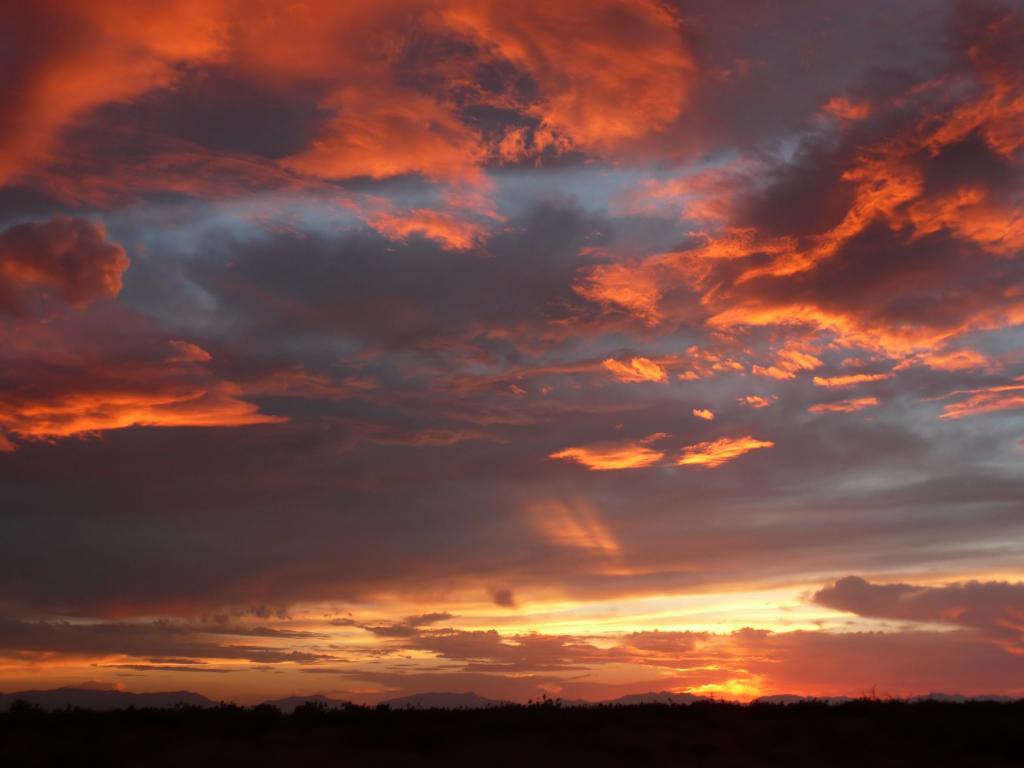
[0,217,129,314]
[366,208,491,251]
[5,0,695,197]
[442,0,693,154]
[166,340,212,364]
[0,1,227,184]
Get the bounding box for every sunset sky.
[1,0,1023,704]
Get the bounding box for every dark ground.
[2,699,1023,767]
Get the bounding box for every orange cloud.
[601,357,668,383]
[549,433,666,470]
[4,0,695,202]
[737,395,776,409]
[618,160,763,223]
[575,12,1024,372]
[808,397,879,414]
[0,340,286,449]
[366,208,490,250]
[574,260,665,326]
[751,342,823,380]
[906,348,992,372]
[904,186,1024,257]
[529,499,621,556]
[195,1,493,186]
[283,87,486,184]
[0,0,227,184]
[812,373,891,388]
[677,436,774,468]
[939,382,1024,420]
[692,408,715,421]
[0,380,284,445]
[442,0,693,154]
[678,346,746,380]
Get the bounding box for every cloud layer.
[0,0,1022,702]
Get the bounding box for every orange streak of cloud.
[677,436,774,468]
[550,434,666,470]
[367,208,490,250]
[808,397,879,414]
[812,373,891,388]
[0,382,285,444]
[602,357,668,383]
[939,383,1024,420]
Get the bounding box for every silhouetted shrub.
[1,699,1022,767]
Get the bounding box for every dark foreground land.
[3,699,1023,767]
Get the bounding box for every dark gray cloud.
[813,576,1024,647]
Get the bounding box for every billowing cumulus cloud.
[0,217,128,314]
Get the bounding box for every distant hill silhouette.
[0,687,213,711]
[753,693,1016,705]
[379,691,709,708]
[603,691,708,706]
[4,686,1021,713]
[909,693,1017,704]
[754,694,853,705]
[379,692,509,709]
[261,694,351,713]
